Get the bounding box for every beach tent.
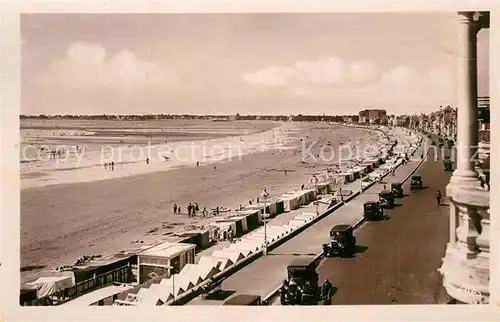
[224,247,253,258]
[240,238,264,248]
[178,264,206,286]
[197,255,233,271]
[286,220,302,229]
[136,285,165,306]
[239,240,265,251]
[27,275,74,298]
[294,214,313,223]
[279,225,295,234]
[288,219,307,228]
[301,212,319,219]
[228,241,261,253]
[186,262,221,281]
[210,250,245,263]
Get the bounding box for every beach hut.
[274,199,285,215]
[137,242,196,284]
[27,275,74,299]
[176,229,210,250]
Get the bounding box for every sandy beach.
[20,120,386,284]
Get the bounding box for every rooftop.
[138,242,195,259]
[61,284,133,307]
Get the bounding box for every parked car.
[410,175,423,189]
[379,190,395,208]
[391,182,404,198]
[280,258,327,305]
[363,201,384,221]
[322,224,356,258]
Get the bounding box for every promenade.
[310,134,453,305]
[187,130,426,305]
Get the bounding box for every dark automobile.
[223,294,262,306]
[410,175,423,189]
[391,182,404,198]
[363,201,384,221]
[322,224,356,258]
[379,190,395,208]
[280,258,328,305]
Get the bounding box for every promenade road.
[309,134,453,305]
[187,131,426,304]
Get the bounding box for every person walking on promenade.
[197,161,200,167]
[436,190,442,206]
[146,157,149,164]
[321,279,333,305]
[111,161,114,170]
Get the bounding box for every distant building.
[358,109,387,124]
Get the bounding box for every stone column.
[440,11,490,304]
[451,12,479,182]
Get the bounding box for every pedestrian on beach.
[178,206,182,215]
[214,165,216,170]
[197,161,200,167]
[436,190,442,206]
[216,206,220,215]
[146,158,149,164]
[111,161,114,170]
[284,170,287,175]
[173,204,177,214]
[195,203,199,214]
[188,203,192,217]
[104,162,107,170]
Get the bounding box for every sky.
[21,13,490,116]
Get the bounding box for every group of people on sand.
[104,161,115,171]
[173,203,213,218]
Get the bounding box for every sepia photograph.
[0,2,497,320]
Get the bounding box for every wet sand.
[20,122,382,283]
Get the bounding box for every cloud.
[381,66,417,85]
[243,56,380,88]
[35,42,174,93]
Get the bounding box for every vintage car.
[223,294,262,306]
[443,158,453,171]
[322,224,356,258]
[410,175,423,189]
[280,258,327,305]
[363,201,384,221]
[379,190,395,208]
[391,182,404,198]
